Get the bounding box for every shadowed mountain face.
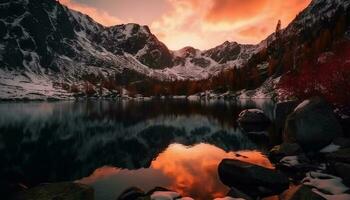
[0,99,276,197]
[1,0,348,100]
[0,0,262,83]
[0,0,173,70]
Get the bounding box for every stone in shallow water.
[16,182,94,200]
[117,187,147,200]
[326,148,350,164]
[218,159,289,197]
[331,162,350,185]
[237,109,270,132]
[280,185,325,200]
[269,143,303,163]
[237,109,270,124]
[226,187,254,200]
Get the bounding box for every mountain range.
[0,0,349,100]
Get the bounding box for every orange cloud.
[59,0,122,26]
[151,0,311,49]
[151,143,273,199]
[206,0,268,22]
[238,26,270,41]
[77,143,274,200]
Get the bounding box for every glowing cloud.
[151,0,311,49]
[59,0,311,49]
[59,0,122,26]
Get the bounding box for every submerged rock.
[237,109,270,132]
[226,187,254,200]
[117,187,193,200]
[284,97,343,151]
[331,162,350,185]
[280,185,325,200]
[218,159,289,197]
[269,143,303,163]
[302,171,350,199]
[117,187,147,200]
[326,148,350,164]
[333,137,350,149]
[16,182,94,200]
[237,109,270,124]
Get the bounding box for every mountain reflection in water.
[78,143,273,200]
[0,99,277,199]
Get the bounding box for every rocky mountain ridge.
[0,0,349,100]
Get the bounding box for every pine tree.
[275,20,282,39]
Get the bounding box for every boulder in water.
[218,159,289,197]
[284,97,343,151]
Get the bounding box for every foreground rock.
[16,182,94,200]
[330,162,350,185]
[218,159,289,197]
[326,148,350,164]
[117,187,146,200]
[274,100,298,133]
[302,172,350,199]
[117,187,193,200]
[269,143,303,163]
[284,97,343,151]
[226,187,254,200]
[280,185,325,200]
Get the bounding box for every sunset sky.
[59,0,312,50]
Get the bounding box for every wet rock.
[238,109,270,124]
[278,155,310,169]
[150,191,181,200]
[238,109,270,132]
[226,187,254,200]
[280,185,325,200]
[274,100,298,133]
[333,137,350,149]
[117,187,194,200]
[302,172,350,198]
[16,182,94,200]
[319,143,341,153]
[284,97,343,151]
[218,159,289,197]
[146,187,171,196]
[339,117,350,137]
[269,143,303,163]
[117,187,147,200]
[331,162,350,185]
[326,148,350,164]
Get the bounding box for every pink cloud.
[151,0,311,49]
[205,0,269,22]
[59,0,122,26]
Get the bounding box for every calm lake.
[0,99,279,200]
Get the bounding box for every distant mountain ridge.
[0,0,349,100]
[0,0,257,77]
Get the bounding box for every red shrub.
[278,40,350,107]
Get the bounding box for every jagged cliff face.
[0,0,349,99]
[0,0,259,80]
[0,0,174,72]
[102,24,174,69]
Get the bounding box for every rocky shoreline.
[14,96,350,200]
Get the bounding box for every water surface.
[0,99,277,200]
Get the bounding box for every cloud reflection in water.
[79,143,273,200]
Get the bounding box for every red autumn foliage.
[278,40,350,107]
